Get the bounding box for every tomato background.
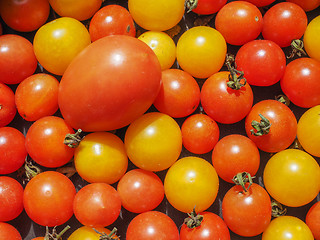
[1,0,320,239]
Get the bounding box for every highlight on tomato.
[306,201,320,240]
[304,15,320,63]
[0,82,16,127]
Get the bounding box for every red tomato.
[306,201,320,240]
[181,113,219,154]
[286,0,320,11]
[23,171,76,227]
[25,116,75,168]
[0,222,22,240]
[153,69,201,118]
[126,211,180,240]
[200,71,253,124]
[15,73,59,121]
[0,34,37,85]
[73,183,121,227]
[0,82,16,127]
[117,169,164,213]
[58,35,161,132]
[242,0,276,7]
[215,1,263,45]
[235,40,286,86]
[189,0,227,15]
[222,183,272,237]
[89,5,136,42]
[262,2,308,47]
[245,100,297,153]
[0,127,27,175]
[0,176,24,222]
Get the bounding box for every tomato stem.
[287,39,307,59]
[232,172,255,192]
[225,53,246,90]
[64,129,83,148]
[250,114,271,136]
[24,158,41,183]
[44,225,70,240]
[185,0,198,13]
[271,200,287,217]
[184,207,204,228]
[93,227,119,240]
[275,94,290,106]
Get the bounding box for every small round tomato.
[263,149,320,207]
[153,69,200,118]
[304,15,320,62]
[0,223,22,240]
[306,201,320,240]
[138,31,176,70]
[188,0,227,15]
[74,131,128,184]
[215,1,263,46]
[68,226,119,240]
[286,0,320,11]
[176,26,227,79]
[33,17,91,75]
[242,0,276,7]
[164,156,219,213]
[73,183,121,227]
[262,2,308,47]
[15,73,59,121]
[0,82,16,127]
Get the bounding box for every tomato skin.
[191,0,227,15]
[306,201,320,240]
[242,0,276,7]
[68,226,119,240]
[263,149,320,207]
[222,183,272,237]
[286,0,320,11]
[0,222,22,240]
[0,82,16,127]
[304,15,320,63]
[23,171,76,227]
[58,35,161,132]
[0,34,37,85]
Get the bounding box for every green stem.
[287,39,307,59]
[250,114,271,136]
[185,0,198,13]
[64,129,83,148]
[93,227,119,240]
[232,172,255,192]
[184,208,204,229]
[225,53,247,90]
[271,200,287,217]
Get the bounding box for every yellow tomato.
[304,15,320,62]
[138,31,176,70]
[176,26,227,79]
[68,226,119,240]
[33,17,91,75]
[74,132,128,184]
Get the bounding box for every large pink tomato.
[58,35,161,132]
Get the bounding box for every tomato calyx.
[271,199,287,218]
[93,227,119,240]
[287,39,307,59]
[250,114,271,136]
[232,172,255,192]
[183,208,204,228]
[185,0,198,13]
[225,54,246,90]
[18,158,42,184]
[43,225,70,240]
[64,129,83,148]
[275,94,290,106]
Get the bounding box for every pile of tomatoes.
[1,0,320,239]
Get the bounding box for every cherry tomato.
[245,100,297,153]
[262,2,308,47]
[0,23,2,35]
[25,116,75,168]
[117,169,164,213]
[0,222,22,240]
[0,34,37,85]
[304,15,320,62]
[201,71,253,124]
[215,1,263,46]
[33,17,91,76]
[68,226,119,240]
[153,69,200,118]
[23,171,76,227]
[286,0,320,11]
[89,5,136,42]
[164,156,219,213]
[176,26,226,79]
[126,211,180,240]
[188,0,227,15]
[58,35,161,132]
[242,0,276,7]
[0,82,16,127]
[222,183,272,237]
[124,112,182,172]
[0,127,27,175]
[263,149,320,207]
[74,131,128,184]
[73,183,121,227]
[15,73,59,121]
[306,201,320,240]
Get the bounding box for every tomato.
[23,171,76,227]
[0,34,37,85]
[58,35,161,132]
[297,105,320,157]
[0,222,22,240]
[180,211,230,240]
[153,69,200,118]
[176,26,227,79]
[68,226,119,240]
[164,156,219,213]
[245,100,297,153]
[181,113,219,154]
[262,2,308,47]
[201,71,254,124]
[138,31,176,70]
[262,216,314,240]
[126,211,180,240]
[0,127,27,175]
[33,17,91,76]
[89,5,136,42]
[242,0,276,7]
[235,40,286,86]
[306,201,320,240]
[117,169,164,213]
[281,58,320,108]
[73,183,121,227]
[25,116,75,168]
[49,0,102,21]
[211,134,260,183]
[264,149,320,207]
[128,0,185,31]
[188,0,227,15]
[74,131,128,184]
[15,73,59,121]
[0,176,24,222]
[124,112,182,172]
[222,183,271,237]
[286,0,320,11]
[215,1,263,46]
[0,23,2,35]
[0,83,16,127]
[0,0,50,32]
[304,15,320,62]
